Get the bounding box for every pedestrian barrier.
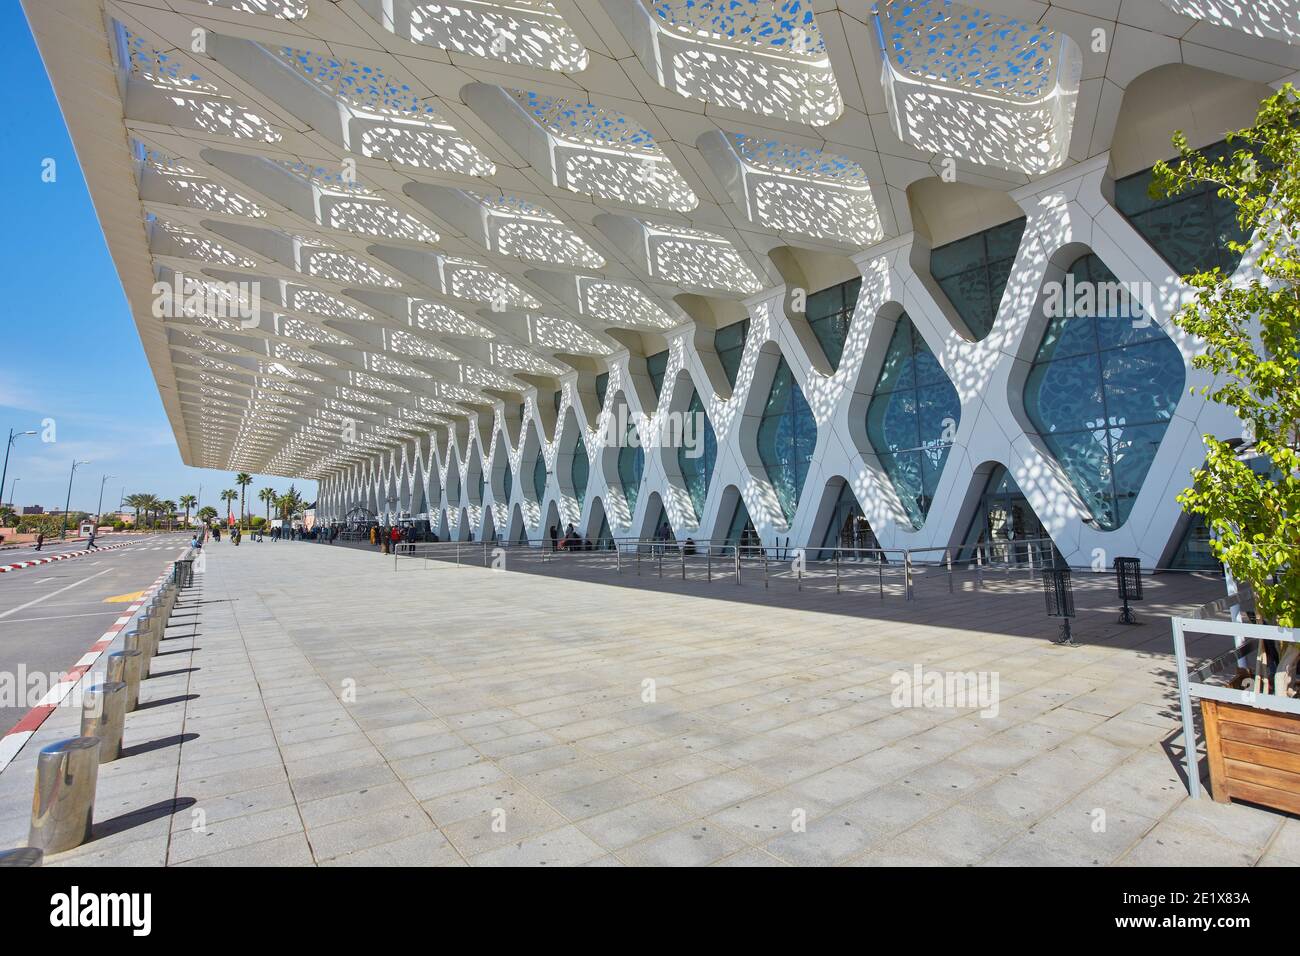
[390,536,1061,604]
[9,546,199,857]
[28,737,101,853]
[107,649,143,712]
[79,682,127,762]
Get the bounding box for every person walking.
[86,528,99,550]
[34,531,44,552]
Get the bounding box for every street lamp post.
[0,429,37,511]
[95,474,115,530]
[7,478,19,506]
[61,460,89,539]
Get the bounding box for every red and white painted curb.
[0,542,131,573]
[0,563,177,774]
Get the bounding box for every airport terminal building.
[27,0,1297,569]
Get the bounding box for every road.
[0,538,101,561]
[0,534,190,731]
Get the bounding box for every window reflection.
[865,314,960,529]
[757,357,816,524]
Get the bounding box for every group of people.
[547,523,600,551]
[368,524,435,553]
[194,523,332,545]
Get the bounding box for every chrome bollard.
[28,737,101,854]
[138,613,159,660]
[79,682,127,762]
[0,847,43,866]
[107,649,143,711]
[151,598,169,641]
[124,629,150,680]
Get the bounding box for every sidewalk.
[0,541,1293,866]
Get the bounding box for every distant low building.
[20,506,44,515]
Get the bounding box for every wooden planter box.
[1201,699,1300,814]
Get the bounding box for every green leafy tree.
[1154,84,1300,626]
[179,494,197,529]
[197,505,218,525]
[277,485,305,525]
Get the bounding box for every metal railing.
[388,534,1061,601]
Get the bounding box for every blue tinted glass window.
[818,482,879,560]
[618,418,644,516]
[757,357,816,524]
[1169,516,1219,570]
[571,444,589,510]
[723,492,755,548]
[678,389,717,521]
[930,217,1026,340]
[532,450,546,504]
[1024,254,1185,530]
[503,463,512,503]
[1115,141,1249,277]
[715,319,750,388]
[806,277,861,371]
[595,372,609,408]
[959,465,1060,564]
[646,350,670,400]
[865,315,959,529]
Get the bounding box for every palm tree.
[179,494,197,530]
[197,505,217,526]
[142,495,164,529]
[124,492,152,529]
[277,485,305,526]
[220,489,238,529]
[235,473,253,529]
[161,500,178,532]
[259,486,276,522]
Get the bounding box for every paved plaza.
[0,542,1295,867]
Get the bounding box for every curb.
[0,560,177,775]
[0,542,131,573]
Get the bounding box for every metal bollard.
[835,550,840,594]
[124,629,150,680]
[107,650,143,711]
[142,612,161,657]
[0,847,43,866]
[904,550,914,600]
[29,737,102,854]
[80,682,127,762]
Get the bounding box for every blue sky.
[1,4,315,516]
